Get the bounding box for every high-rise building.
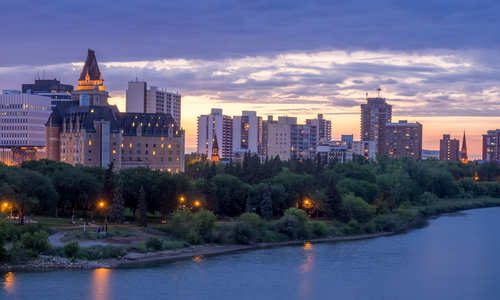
[460,131,468,164]
[197,108,233,160]
[260,116,276,157]
[482,129,500,162]
[290,123,317,160]
[266,117,297,160]
[0,94,51,165]
[306,114,332,143]
[384,120,422,160]
[126,81,182,127]
[232,111,260,155]
[361,97,392,155]
[46,49,185,172]
[439,134,459,161]
[22,79,73,108]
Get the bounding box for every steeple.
[79,49,102,81]
[460,131,468,164]
[211,133,220,162]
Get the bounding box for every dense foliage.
[0,156,497,222]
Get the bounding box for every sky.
[1,0,500,157]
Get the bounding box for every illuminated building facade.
[232,111,261,156]
[439,134,459,161]
[197,108,233,160]
[482,129,500,162]
[46,49,185,172]
[306,114,332,144]
[384,120,422,160]
[460,131,468,164]
[361,97,392,155]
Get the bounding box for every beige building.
[46,49,185,172]
[385,120,422,160]
[266,117,296,160]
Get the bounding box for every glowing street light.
[193,200,201,208]
[98,200,106,209]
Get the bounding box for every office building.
[306,114,332,143]
[290,123,317,160]
[46,49,185,172]
[266,117,297,160]
[361,97,392,154]
[385,120,422,160]
[439,134,459,161]
[316,143,353,164]
[482,129,500,162]
[197,108,233,160]
[22,79,73,108]
[0,94,51,165]
[126,81,181,127]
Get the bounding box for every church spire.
[211,133,220,162]
[460,131,468,164]
[79,49,102,81]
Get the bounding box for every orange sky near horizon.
[109,96,497,158]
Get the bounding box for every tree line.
[1,155,500,222]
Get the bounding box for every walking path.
[48,231,111,248]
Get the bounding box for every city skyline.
[2,1,500,157]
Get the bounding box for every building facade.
[361,97,392,155]
[46,49,185,172]
[290,123,317,160]
[384,120,422,160]
[353,140,376,160]
[306,114,332,143]
[197,108,233,160]
[266,117,296,160]
[439,134,459,161]
[483,129,500,162]
[22,79,73,108]
[316,144,353,164]
[232,111,260,155]
[126,81,181,127]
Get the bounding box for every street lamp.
[178,196,186,210]
[97,200,107,233]
[193,200,201,211]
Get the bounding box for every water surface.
[2,207,500,300]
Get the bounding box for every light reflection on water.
[90,268,111,300]
[299,242,315,300]
[3,272,15,294]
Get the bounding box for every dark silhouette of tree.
[110,180,125,223]
[137,186,147,227]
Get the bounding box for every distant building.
[316,143,353,164]
[460,131,468,164]
[232,111,260,156]
[422,150,440,160]
[266,117,297,160]
[2,90,21,95]
[306,114,331,143]
[46,49,184,172]
[439,134,459,161]
[197,108,233,160]
[0,94,51,165]
[384,120,422,160]
[290,123,317,160]
[125,81,181,127]
[353,140,376,160]
[341,135,354,149]
[22,79,73,108]
[482,129,500,162]
[361,97,392,155]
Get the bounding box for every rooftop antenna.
[377,88,382,97]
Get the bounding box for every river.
[2,207,500,300]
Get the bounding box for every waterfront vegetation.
[0,156,500,264]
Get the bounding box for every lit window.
[88,140,92,146]
[168,144,172,149]
[129,143,133,148]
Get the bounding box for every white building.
[126,81,182,127]
[197,108,233,160]
[353,140,376,160]
[232,111,260,155]
[306,114,332,144]
[316,144,353,164]
[0,94,51,147]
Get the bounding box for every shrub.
[308,221,330,238]
[146,237,163,251]
[340,194,376,223]
[343,219,362,235]
[192,210,216,243]
[239,212,265,231]
[275,215,308,239]
[162,239,187,250]
[20,230,50,254]
[233,222,255,244]
[78,245,126,260]
[418,192,439,205]
[166,210,194,240]
[64,241,80,258]
[212,224,236,244]
[283,208,309,224]
[260,230,289,243]
[373,214,404,232]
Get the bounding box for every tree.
[110,180,125,223]
[259,185,273,219]
[137,186,147,227]
[102,162,115,205]
[325,177,342,218]
[340,193,376,223]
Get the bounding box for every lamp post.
[192,200,201,212]
[97,200,107,233]
[179,196,186,210]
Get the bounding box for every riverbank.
[3,197,500,272]
[0,231,392,271]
